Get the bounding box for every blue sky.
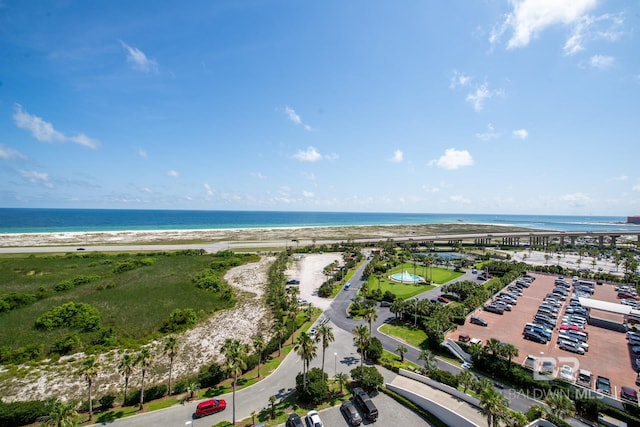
[1,1,638,215]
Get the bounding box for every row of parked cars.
[284,387,378,427]
[484,275,535,315]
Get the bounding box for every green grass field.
[0,251,258,353]
[365,263,462,299]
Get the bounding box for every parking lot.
[275,392,433,426]
[448,272,637,399]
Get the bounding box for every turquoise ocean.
[0,208,637,234]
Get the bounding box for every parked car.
[596,376,612,395]
[195,399,226,418]
[305,410,324,427]
[559,365,574,381]
[484,304,504,315]
[576,369,593,388]
[558,340,585,355]
[353,387,378,421]
[340,400,362,426]
[493,301,512,311]
[437,296,450,303]
[286,414,305,427]
[524,331,548,344]
[470,316,488,326]
[620,386,638,404]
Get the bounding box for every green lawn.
[366,263,462,300]
[379,322,428,349]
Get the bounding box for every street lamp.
[334,352,338,378]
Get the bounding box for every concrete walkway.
[387,374,486,427]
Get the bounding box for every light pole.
[334,352,338,378]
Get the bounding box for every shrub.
[98,394,116,410]
[428,369,459,388]
[295,367,329,403]
[50,333,82,355]
[124,384,167,406]
[350,366,384,392]
[35,302,101,332]
[159,308,198,333]
[198,362,225,388]
[0,400,49,427]
[366,337,383,363]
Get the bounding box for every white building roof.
[579,297,632,315]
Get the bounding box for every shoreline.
[0,223,542,248]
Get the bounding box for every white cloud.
[324,152,339,161]
[390,150,403,163]
[284,106,313,131]
[293,146,322,162]
[476,123,501,141]
[19,169,53,187]
[120,41,158,73]
[204,183,215,197]
[0,144,27,160]
[606,175,627,182]
[589,54,614,69]
[491,0,599,50]
[449,70,472,89]
[466,83,495,112]
[512,129,529,139]
[564,13,624,55]
[12,104,100,149]
[560,192,591,206]
[167,170,179,177]
[302,190,315,198]
[450,195,471,204]
[138,148,148,158]
[431,148,474,170]
[251,172,267,179]
[632,184,640,192]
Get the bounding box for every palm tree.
[287,309,298,345]
[253,333,266,378]
[352,325,370,367]
[42,399,78,427]
[136,347,153,409]
[164,336,179,395]
[363,306,378,334]
[268,395,277,419]
[315,324,335,379]
[221,338,248,425]
[293,331,317,390]
[274,321,288,357]
[117,352,135,406]
[544,392,575,420]
[186,380,199,400]
[506,409,529,427]
[503,343,519,371]
[485,338,504,358]
[479,385,508,427]
[395,344,408,362]
[390,300,404,320]
[417,349,437,374]
[78,355,99,420]
[334,372,349,394]
[457,369,474,393]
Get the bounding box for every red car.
[195,399,226,418]
[618,293,640,300]
[560,324,585,333]
[437,296,450,303]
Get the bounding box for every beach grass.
[0,251,258,352]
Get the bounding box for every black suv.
[286,413,304,427]
[353,387,378,421]
[470,316,488,326]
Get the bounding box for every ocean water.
[0,208,637,234]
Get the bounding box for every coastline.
[0,223,539,247]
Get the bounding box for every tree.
[506,409,529,427]
[334,372,349,394]
[363,306,378,334]
[294,331,317,391]
[117,352,135,406]
[485,338,504,358]
[268,395,276,419]
[136,347,153,409]
[350,365,384,391]
[186,380,199,400]
[544,392,575,420]
[315,324,335,379]
[457,369,474,394]
[42,399,78,427]
[418,349,437,374]
[253,333,266,378]
[78,355,99,420]
[479,385,508,427]
[395,344,408,362]
[503,343,519,371]
[352,325,370,367]
[164,336,179,395]
[274,321,288,357]
[221,338,248,426]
